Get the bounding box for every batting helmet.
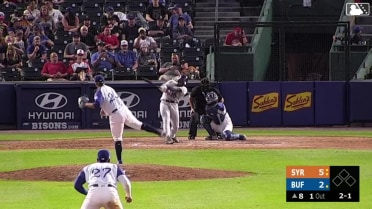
[177,75,188,86]
[205,91,218,105]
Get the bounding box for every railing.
[353,48,372,79]
[214,0,219,22]
[330,0,354,51]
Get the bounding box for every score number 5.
[319,169,325,176]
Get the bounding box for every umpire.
[188,78,224,140]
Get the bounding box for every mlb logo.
[346,3,370,16]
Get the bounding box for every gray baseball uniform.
[159,79,188,144]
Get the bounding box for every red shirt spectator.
[41,52,69,81]
[96,27,119,51]
[224,27,248,46]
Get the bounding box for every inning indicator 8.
[286,166,359,202]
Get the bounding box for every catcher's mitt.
[78,96,89,109]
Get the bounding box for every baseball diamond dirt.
[0,132,371,182]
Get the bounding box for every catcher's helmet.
[205,91,218,105]
[97,149,110,162]
[201,77,209,87]
[177,75,188,86]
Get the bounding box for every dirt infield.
[0,136,371,182]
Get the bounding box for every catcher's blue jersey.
[205,102,226,125]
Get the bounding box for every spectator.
[41,52,69,81]
[23,1,41,20]
[122,13,140,49]
[115,40,138,70]
[172,16,193,46]
[26,35,48,64]
[148,16,172,39]
[4,35,24,55]
[137,42,157,68]
[0,37,6,61]
[133,27,158,51]
[180,60,199,80]
[351,26,364,45]
[78,16,98,37]
[90,41,116,71]
[63,32,88,60]
[146,0,168,26]
[27,24,54,48]
[68,49,93,81]
[34,4,56,41]
[158,53,181,81]
[61,7,79,32]
[44,0,63,28]
[106,17,122,38]
[13,30,25,56]
[1,44,23,76]
[101,6,126,28]
[79,26,96,50]
[0,12,9,37]
[9,9,29,32]
[167,4,193,30]
[96,27,119,51]
[224,27,248,46]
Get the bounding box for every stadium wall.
[0,81,371,130]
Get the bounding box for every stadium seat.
[136,65,158,79]
[1,68,21,81]
[22,67,42,81]
[92,67,114,81]
[113,67,137,80]
[125,0,148,14]
[183,47,204,57]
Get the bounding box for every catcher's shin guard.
[200,115,215,137]
[222,130,240,141]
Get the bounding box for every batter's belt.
[161,99,178,104]
[91,184,116,188]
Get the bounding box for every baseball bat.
[141,77,161,88]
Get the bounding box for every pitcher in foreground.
[74,149,132,209]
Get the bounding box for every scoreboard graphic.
[286,166,359,202]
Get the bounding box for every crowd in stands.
[0,0,202,82]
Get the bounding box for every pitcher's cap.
[94,75,105,83]
[97,149,110,162]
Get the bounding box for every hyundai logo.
[117,91,140,108]
[35,92,67,110]
[178,94,190,108]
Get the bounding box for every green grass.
[0,129,371,209]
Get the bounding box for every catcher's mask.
[205,91,218,105]
[177,75,188,87]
